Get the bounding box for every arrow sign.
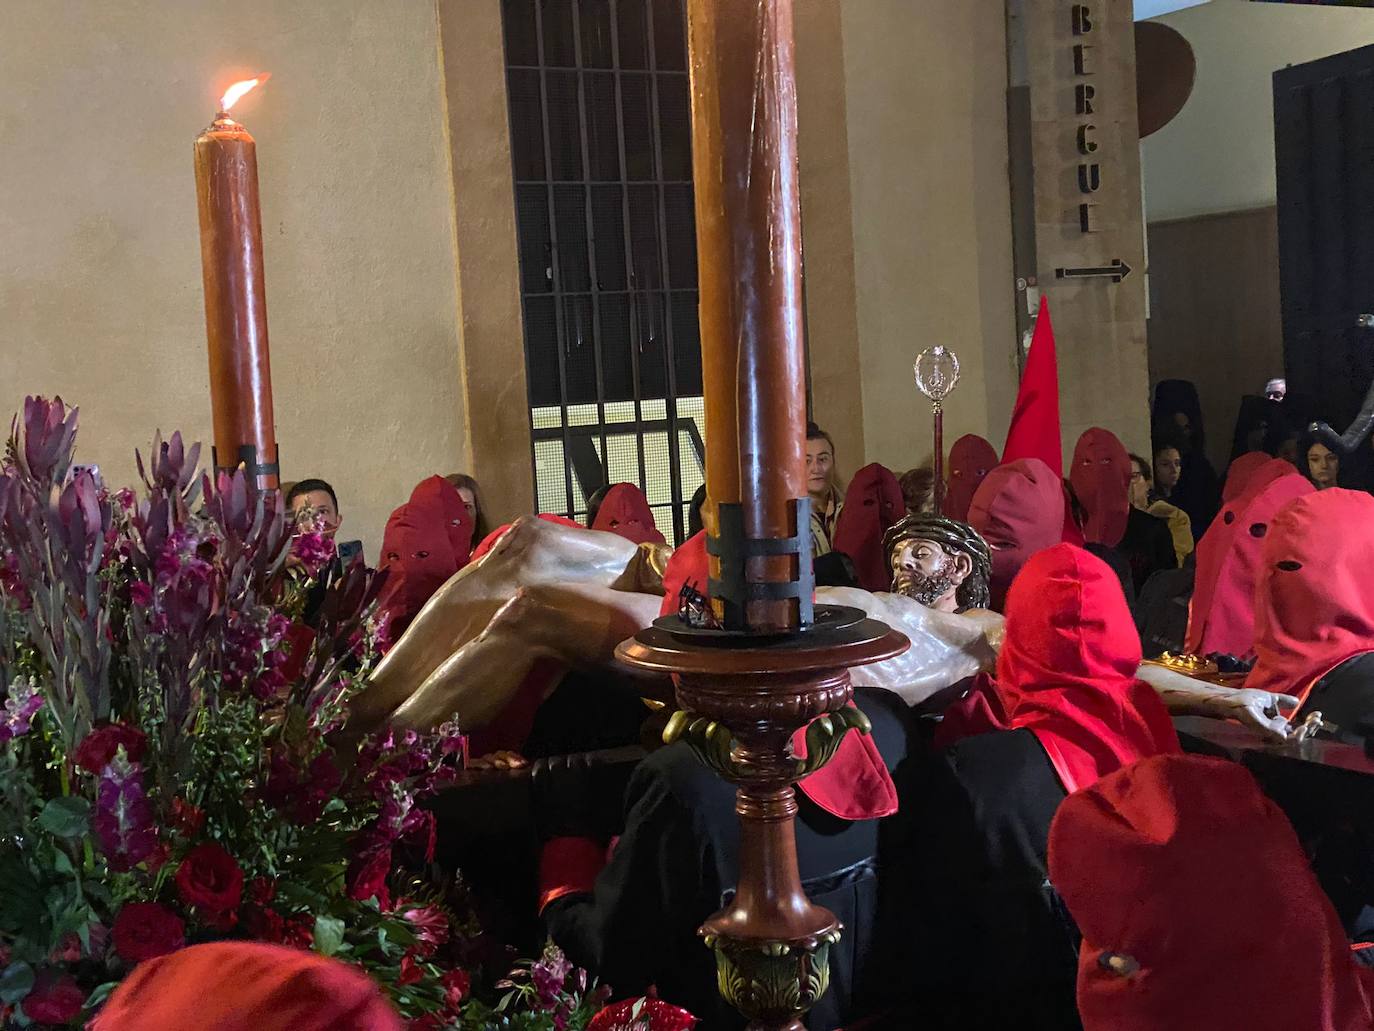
[1055,259,1132,283]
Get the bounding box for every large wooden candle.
[193,75,280,491]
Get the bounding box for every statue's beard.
[893,562,958,608]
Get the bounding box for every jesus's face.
[891,538,967,612]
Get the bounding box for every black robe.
[544,688,920,1030]
[1134,561,1195,659]
[1119,507,1177,593]
[905,728,1082,1030]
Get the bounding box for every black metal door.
[501,0,705,543]
[1275,42,1374,429]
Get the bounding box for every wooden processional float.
[615,2,910,1028]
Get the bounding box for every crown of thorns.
[882,513,992,611]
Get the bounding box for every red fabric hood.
[1246,488,1374,703]
[944,435,998,523]
[832,463,904,592]
[1049,754,1374,1031]
[658,533,897,820]
[1070,428,1131,548]
[968,458,1065,610]
[92,942,403,1030]
[1002,300,1064,477]
[1185,460,1312,658]
[592,483,666,546]
[376,476,474,638]
[995,544,1178,794]
[1222,450,1272,503]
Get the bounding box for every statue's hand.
[1219,689,1301,743]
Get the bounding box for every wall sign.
[1072,3,1100,233]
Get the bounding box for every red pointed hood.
[968,458,1065,610]
[1222,450,1271,502]
[995,544,1178,794]
[1049,755,1374,1031]
[944,435,998,523]
[831,463,905,592]
[1002,300,1063,477]
[1246,489,1374,703]
[92,942,402,1030]
[658,533,897,820]
[1070,428,1131,548]
[592,483,666,546]
[1185,460,1312,658]
[376,476,474,638]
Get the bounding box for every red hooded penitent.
[91,942,403,1030]
[994,544,1178,794]
[1069,428,1132,548]
[967,457,1065,611]
[944,434,999,523]
[1246,488,1374,704]
[831,463,905,592]
[1049,754,1374,1031]
[1184,459,1312,658]
[591,483,666,546]
[376,475,475,640]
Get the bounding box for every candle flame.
[219,72,271,114]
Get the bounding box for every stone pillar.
[1008,0,1151,458]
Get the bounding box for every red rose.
[399,902,449,957]
[398,953,423,986]
[281,915,314,950]
[73,722,147,774]
[175,842,243,916]
[171,797,206,837]
[345,844,392,907]
[48,933,81,964]
[442,968,471,1010]
[112,902,185,965]
[241,904,285,943]
[248,876,276,905]
[21,970,85,1024]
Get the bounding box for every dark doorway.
[1274,42,1374,431]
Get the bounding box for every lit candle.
[193,74,280,491]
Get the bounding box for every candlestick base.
[617,615,907,1030]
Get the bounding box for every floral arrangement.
[0,398,692,1031]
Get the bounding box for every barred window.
[502,0,705,544]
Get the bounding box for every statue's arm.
[1135,664,1299,742]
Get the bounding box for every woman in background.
[446,472,490,543]
[1304,436,1341,490]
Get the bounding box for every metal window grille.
[501,0,705,545]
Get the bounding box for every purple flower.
[129,580,154,608]
[532,943,575,1008]
[290,531,335,578]
[93,751,157,872]
[0,678,44,742]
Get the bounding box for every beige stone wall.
[1019,0,1151,459]
[833,0,1019,479]
[0,0,471,561]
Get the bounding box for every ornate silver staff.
[915,346,961,513]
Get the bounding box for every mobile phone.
[70,464,103,489]
[337,539,364,565]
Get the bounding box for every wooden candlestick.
[193,81,279,492]
[691,0,807,635]
[617,3,908,1028]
